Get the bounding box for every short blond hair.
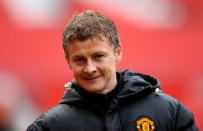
[62,10,120,55]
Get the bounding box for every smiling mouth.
[85,76,101,80]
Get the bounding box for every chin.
[85,86,105,94]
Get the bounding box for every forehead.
[67,37,114,57]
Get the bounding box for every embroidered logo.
[137,117,155,131]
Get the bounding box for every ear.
[68,63,72,70]
[115,44,122,64]
[65,54,72,70]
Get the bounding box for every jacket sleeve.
[26,119,49,131]
[175,102,199,131]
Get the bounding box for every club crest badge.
[137,117,155,131]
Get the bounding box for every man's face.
[66,37,122,94]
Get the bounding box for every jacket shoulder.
[156,93,198,130]
[27,104,73,131]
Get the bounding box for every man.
[27,10,198,131]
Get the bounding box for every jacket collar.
[60,70,161,104]
[116,69,161,99]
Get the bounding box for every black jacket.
[27,70,198,131]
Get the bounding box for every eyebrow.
[94,50,107,54]
[70,49,109,58]
[94,48,110,53]
[71,55,84,59]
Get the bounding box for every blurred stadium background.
[0,0,202,130]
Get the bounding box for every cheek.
[99,61,116,75]
[70,65,82,76]
[72,70,81,82]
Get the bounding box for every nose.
[83,60,97,74]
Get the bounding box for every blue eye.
[95,54,104,59]
[75,58,84,62]
[96,55,103,58]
